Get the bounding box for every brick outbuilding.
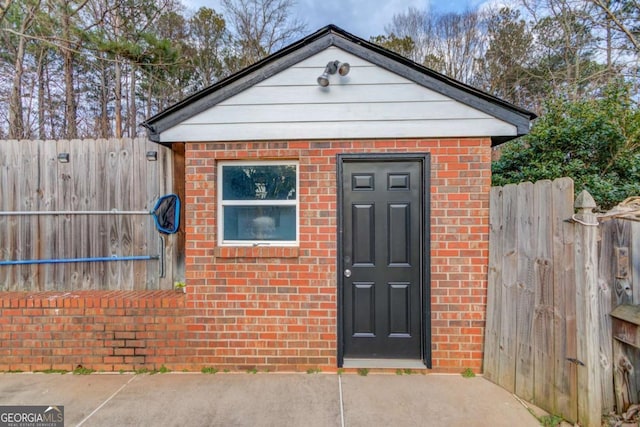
[143,25,535,372]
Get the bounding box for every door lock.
[344,269,352,278]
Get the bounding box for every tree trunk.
[114,5,122,138]
[114,58,122,138]
[129,63,136,137]
[61,5,78,139]
[37,48,46,140]
[7,1,39,139]
[8,31,26,139]
[98,54,109,138]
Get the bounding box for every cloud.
[297,0,429,38]
[182,0,488,39]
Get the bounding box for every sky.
[183,0,488,40]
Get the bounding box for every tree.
[492,81,640,210]
[590,0,639,52]
[48,0,92,139]
[474,8,535,109]
[521,0,612,102]
[383,6,434,64]
[374,7,484,84]
[187,7,231,91]
[0,0,13,23]
[221,0,305,69]
[431,10,483,82]
[138,12,190,116]
[369,34,416,59]
[3,0,41,139]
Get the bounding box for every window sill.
[214,246,300,258]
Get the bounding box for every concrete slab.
[0,373,134,426]
[0,373,542,427]
[81,373,341,427]
[340,374,541,427]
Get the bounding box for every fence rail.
[0,138,177,291]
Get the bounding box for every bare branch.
[0,0,12,23]
[589,0,640,52]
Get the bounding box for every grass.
[396,369,414,375]
[461,368,476,378]
[357,368,369,376]
[538,414,564,427]
[201,367,219,374]
[247,368,258,374]
[35,369,69,374]
[134,365,170,375]
[73,366,95,375]
[337,368,344,376]
[306,368,321,374]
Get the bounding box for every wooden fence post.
[574,190,602,427]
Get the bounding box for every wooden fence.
[0,138,178,291]
[484,178,619,427]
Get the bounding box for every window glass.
[219,162,298,246]
[223,206,296,241]
[222,165,296,201]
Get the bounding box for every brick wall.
[0,291,188,372]
[0,138,490,373]
[184,138,491,373]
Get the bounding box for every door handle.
[344,269,352,278]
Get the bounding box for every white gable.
[158,47,517,143]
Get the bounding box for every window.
[218,161,298,246]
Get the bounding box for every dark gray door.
[339,156,426,360]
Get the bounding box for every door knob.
[344,269,352,278]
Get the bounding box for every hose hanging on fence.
[0,194,180,269]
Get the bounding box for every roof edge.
[142,24,536,145]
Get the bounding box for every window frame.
[217,160,300,247]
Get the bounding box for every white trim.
[217,160,300,247]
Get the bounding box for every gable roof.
[142,24,536,146]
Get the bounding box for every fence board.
[575,190,602,427]
[0,138,176,291]
[71,139,90,289]
[133,138,147,290]
[56,139,72,289]
[497,183,518,392]
[89,140,106,288]
[40,141,58,290]
[119,142,134,288]
[86,140,99,288]
[632,222,640,305]
[631,223,640,405]
[107,138,122,289]
[515,182,535,401]
[159,141,175,289]
[146,140,160,289]
[23,141,39,289]
[552,177,577,420]
[484,186,503,383]
[533,180,555,412]
[598,220,623,413]
[0,141,13,290]
[5,141,17,290]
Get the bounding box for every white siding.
[159,47,517,143]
